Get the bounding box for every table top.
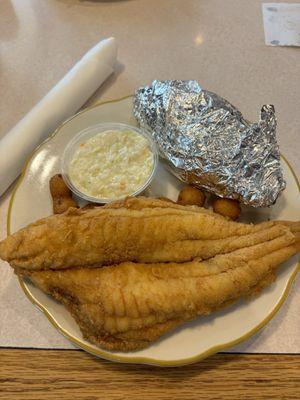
[1,0,299,179]
[0,0,299,397]
[1,350,299,399]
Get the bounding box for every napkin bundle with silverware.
[0,37,117,196]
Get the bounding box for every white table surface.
[0,0,299,352]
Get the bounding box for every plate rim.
[7,95,300,367]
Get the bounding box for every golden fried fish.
[1,197,299,352]
[21,223,299,351]
[0,197,297,271]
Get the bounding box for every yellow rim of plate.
[7,96,300,367]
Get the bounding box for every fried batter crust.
[1,197,297,271]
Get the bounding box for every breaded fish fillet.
[21,225,299,351]
[0,197,298,271]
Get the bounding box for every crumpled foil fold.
[134,80,285,207]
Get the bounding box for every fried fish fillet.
[0,197,298,271]
[20,224,299,351]
[1,197,299,351]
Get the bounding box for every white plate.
[8,96,299,367]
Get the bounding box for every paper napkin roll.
[0,37,117,196]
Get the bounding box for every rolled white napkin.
[0,37,117,196]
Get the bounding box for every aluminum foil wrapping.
[134,80,285,207]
